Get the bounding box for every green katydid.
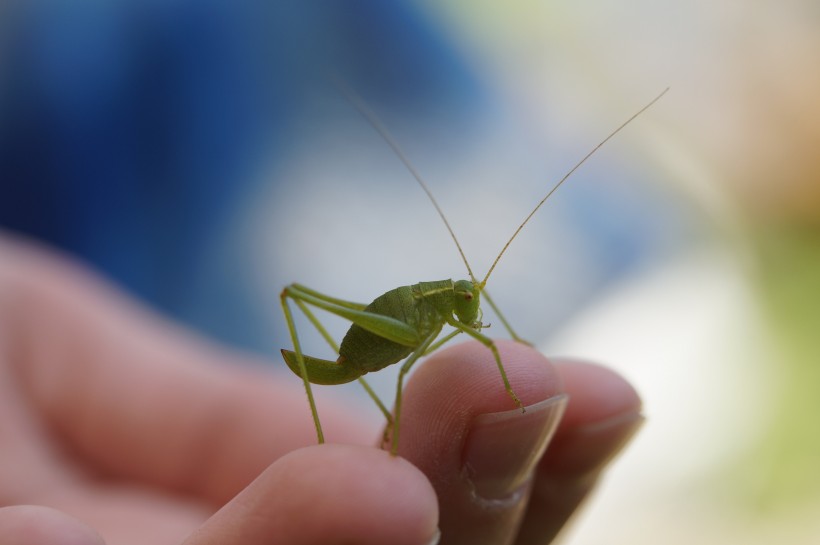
[280,86,668,454]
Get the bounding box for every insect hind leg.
[281,284,394,441]
[280,290,325,443]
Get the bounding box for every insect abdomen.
[338,282,450,373]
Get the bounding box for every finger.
[515,360,643,545]
[0,234,374,506]
[0,505,105,545]
[183,444,439,545]
[396,340,565,545]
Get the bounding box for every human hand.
[0,233,642,545]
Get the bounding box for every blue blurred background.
[0,0,691,355]
[0,0,493,352]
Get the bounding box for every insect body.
[281,278,522,452]
[280,86,668,454]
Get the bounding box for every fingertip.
[0,505,105,545]
[270,445,439,544]
[514,360,644,544]
[185,444,438,545]
[538,359,644,476]
[550,358,642,428]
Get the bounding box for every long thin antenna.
[335,80,478,283]
[480,87,670,287]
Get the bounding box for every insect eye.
[463,293,473,301]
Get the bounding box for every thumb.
[182,444,439,545]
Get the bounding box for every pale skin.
[0,232,643,544]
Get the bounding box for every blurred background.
[1,0,818,543]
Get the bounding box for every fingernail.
[547,411,645,477]
[422,527,441,545]
[463,393,568,500]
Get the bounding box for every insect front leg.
[446,317,525,411]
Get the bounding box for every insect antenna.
[480,87,670,287]
[336,80,479,284]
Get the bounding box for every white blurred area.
[243,1,820,543]
[546,251,781,544]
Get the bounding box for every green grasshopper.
[280,87,668,454]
